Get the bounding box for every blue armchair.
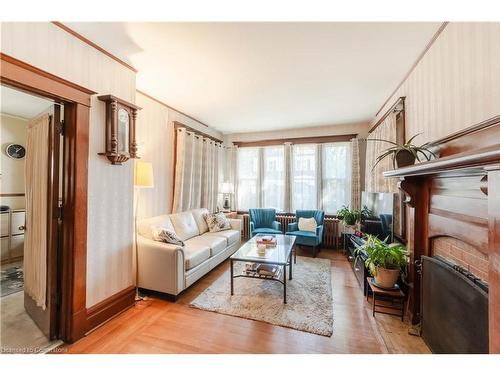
[249,208,282,237]
[285,210,324,257]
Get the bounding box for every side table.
[366,277,406,321]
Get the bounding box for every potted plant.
[355,235,408,289]
[336,206,360,227]
[371,133,437,169]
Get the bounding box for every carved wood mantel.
[384,115,500,354]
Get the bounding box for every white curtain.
[24,113,50,310]
[283,142,292,212]
[365,114,398,193]
[172,128,222,213]
[350,138,361,209]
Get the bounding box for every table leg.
[372,292,376,317]
[401,298,405,322]
[230,259,234,296]
[289,253,293,280]
[294,245,297,264]
[283,264,287,304]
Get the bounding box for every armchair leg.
[313,246,317,258]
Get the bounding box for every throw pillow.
[298,217,317,233]
[151,226,185,246]
[203,212,231,233]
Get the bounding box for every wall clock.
[5,143,26,159]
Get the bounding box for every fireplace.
[383,115,500,353]
[421,256,489,353]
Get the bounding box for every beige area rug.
[190,256,333,336]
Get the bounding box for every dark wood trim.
[1,54,92,344]
[51,22,138,73]
[173,121,223,143]
[368,97,405,134]
[86,286,136,332]
[0,53,96,106]
[374,22,448,118]
[0,193,25,197]
[137,90,210,128]
[429,114,500,146]
[233,134,357,148]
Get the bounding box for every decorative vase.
[374,267,400,289]
[395,150,416,168]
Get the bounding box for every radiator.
[241,213,340,248]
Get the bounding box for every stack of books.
[244,263,281,278]
[256,235,277,247]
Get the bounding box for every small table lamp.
[220,182,234,211]
[134,161,154,301]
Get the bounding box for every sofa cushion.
[190,208,210,234]
[298,217,317,233]
[203,229,240,246]
[152,226,184,246]
[169,211,200,241]
[138,215,175,240]
[185,235,226,257]
[204,212,231,233]
[183,242,210,270]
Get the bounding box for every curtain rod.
[232,133,357,148]
[173,121,223,143]
[368,96,405,134]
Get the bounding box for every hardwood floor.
[60,248,430,354]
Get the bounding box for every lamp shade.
[220,182,234,194]
[134,161,154,188]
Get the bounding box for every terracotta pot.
[395,149,416,168]
[374,267,400,289]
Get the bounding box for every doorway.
[1,52,95,346]
[1,85,63,353]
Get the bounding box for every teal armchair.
[285,210,324,257]
[249,208,282,237]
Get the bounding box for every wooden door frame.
[1,53,95,343]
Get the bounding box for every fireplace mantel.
[383,115,500,353]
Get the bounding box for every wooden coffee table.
[230,234,296,304]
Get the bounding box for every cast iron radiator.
[421,255,489,353]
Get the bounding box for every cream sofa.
[137,208,242,300]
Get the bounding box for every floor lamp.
[134,160,154,301]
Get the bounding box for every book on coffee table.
[256,235,277,247]
[256,264,278,276]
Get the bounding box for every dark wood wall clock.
[98,95,141,165]
[5,143,26,159]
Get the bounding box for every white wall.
[371,22,500,143]
[135,92,223,219]
[0,114,27,210]
[1,22,137,307]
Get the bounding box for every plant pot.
[374,267,400,289]
[395,149,416,168]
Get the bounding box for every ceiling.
[1,85,53,119]
[65,22,441,133]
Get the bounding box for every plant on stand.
[337,206,361,232]
[355,235,409,289]
[371,133,437,169]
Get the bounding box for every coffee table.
[230,234,296,304]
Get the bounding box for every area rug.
[190,256,333,336]
[1,266,24,297]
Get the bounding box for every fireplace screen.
[421,256,489,353]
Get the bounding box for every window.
[322,142,351,213]
[262,146,284,211]
[237,148,259,210]
[291,144,317,211]
[236,141,352,214]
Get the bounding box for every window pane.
[237,148,259,210]
[322,142,351,214]
[262,146,284,211]
[292,144,317,210]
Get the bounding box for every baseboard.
[86,285,135,332]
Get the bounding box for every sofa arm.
[137,235,185,295]
[287,222,298,232]
[228,218,242,232]
[316,224,324,239]
[272,220,282,231]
